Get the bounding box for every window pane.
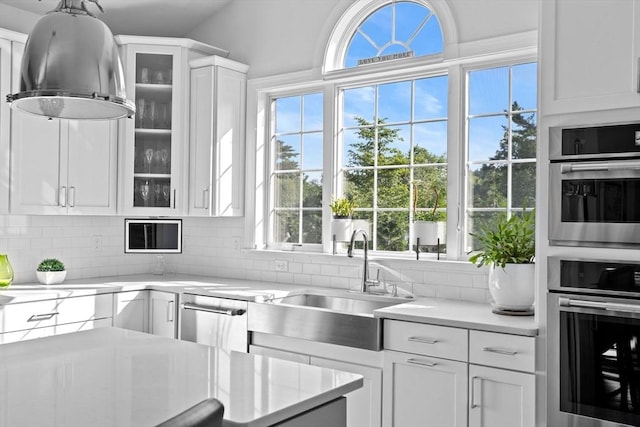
[303,93,323,132]
[302,133,323,170]
[467,211,503,252]
[345,169,374,208]
[383,124,411,164]
[274,210,299,243]
[275,97,300,133]
[344,127,375,167]
[414,121,447,160]
[377,211,409,251]
[275,135,300,170]
[274,173,300,208]
[379,81,411,123]
[302,211,322,244]
[345,32,379,68]
[377,168,410,208]
[344,86,375,126]
[413,165,447,209]
[411,13,443,56]
[468,115,508,161]
[361,4,392,48]
[415,76,448,120]
[468,163,507,208]
[512,162,536,208]
[512,63,538,111]
[468,67,509,115]
[302,172,322,208]
[512,112,537,160]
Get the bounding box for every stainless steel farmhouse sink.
[248,290,412,351]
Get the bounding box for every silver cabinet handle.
[69,186,76,208]
[203,188,210,210]
[482,347,517,356]
[173,189,177,209]
[28,312,59,322]
[471,376,482,408]
[181,302,245,316]
[560,159,640,174]
[167,300,174,323]
[559,297,640,314]
[408,336,439,344]
[406,358,438,368]
[59,186,67,207]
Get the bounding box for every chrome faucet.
[348,229,379,293]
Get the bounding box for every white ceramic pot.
[488,263,535,311]
[330,218,353,242]
[36,270,67,285]
[412,221,445,246]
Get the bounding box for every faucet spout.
[348,229,375,293]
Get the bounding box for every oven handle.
[181,302,246,316]
[559,297,640,314]
[560,159,640,174]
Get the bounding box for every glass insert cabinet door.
[134,52,173,208]
[118,41,184,215]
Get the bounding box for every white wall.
[0,5,38,34]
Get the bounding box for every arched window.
[344,1,443,68]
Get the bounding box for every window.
[340,76,448,251]
[465,63,538,252]
[270,93,324,246]
[262,0,537,260]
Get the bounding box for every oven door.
[549,161,640,246]
[548,293,640,427]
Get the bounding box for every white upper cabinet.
[189,56,248,217]
[540,0,640,114]
[10,115,118,215]
[116,36,228,216]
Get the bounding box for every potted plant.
[329,196,355,241]
[36,258,67,285]
[411,183,446,246]
[469,208,535,313]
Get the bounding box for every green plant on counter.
[468,208,535,268]
[329,197,355,218]
[37,258,65,272]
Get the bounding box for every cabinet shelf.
[136,83,172,92]
[135,128,171,135]
[134,173,171,179]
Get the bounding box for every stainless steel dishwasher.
[179,294,248,353]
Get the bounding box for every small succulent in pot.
[329,196,356,219]
[36,258,67,285]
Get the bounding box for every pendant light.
[6,0,135,120]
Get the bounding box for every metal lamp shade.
[7,3,135,120]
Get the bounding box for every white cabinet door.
[149,290,177,338]
[189,57,247,217]
[10,113,65,215]
[383,350,467,427]
[540,0,640,114]
[67,120,118,215]
[113,290,149,333]
[468,364,535,427]
[311,355,383,427]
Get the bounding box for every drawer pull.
[482,346,517,356]
[28,312,59,322]
[407,358,438,368]
[408,336,438,344]
[471,376,482,408]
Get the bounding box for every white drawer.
[0,294,113,334]
[469,330,535,373]
[384,320,468,362]
[0,318,112,344]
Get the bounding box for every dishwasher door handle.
[181,302,246,316]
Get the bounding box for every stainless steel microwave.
[125,219,182,253]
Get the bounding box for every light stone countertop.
[0,273,538,336]
[0,327,363,427]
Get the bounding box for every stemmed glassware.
[161,149,169,174]
[145,148,154,173]
[140,181,150,207]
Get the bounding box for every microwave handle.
[559,297,640,314]
[561,159,640,174]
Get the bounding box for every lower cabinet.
[382,320,536,427]
[250,333,383,427]
[113,290,178,338]
[0,294,113,344]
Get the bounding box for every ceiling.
[0,0,233,37]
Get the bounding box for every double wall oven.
[548,123,640,427]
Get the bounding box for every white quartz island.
[0,327,363,427]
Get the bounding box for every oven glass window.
[561,178,640,223]
[560,260,640,293]
[560,310,640,425]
